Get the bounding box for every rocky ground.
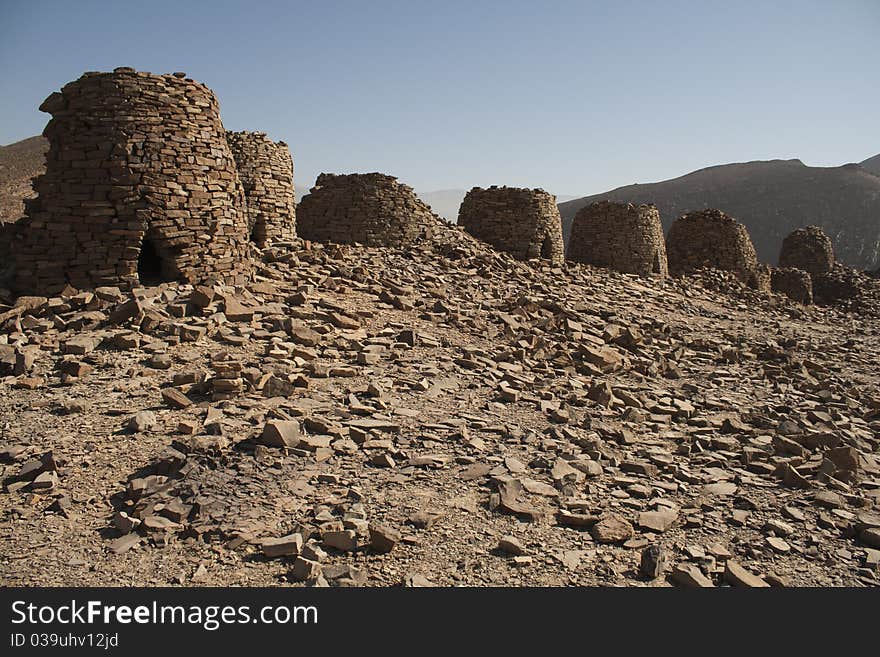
[1,220,879,588]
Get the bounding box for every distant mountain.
[0,135,47,223]
[559,158,880,271]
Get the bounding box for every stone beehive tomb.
[666,209,760,284]
[778,225,834,276]
[456,186,564,264]
[226,131,296,247]
[771,267,814,304]
[567,201,668,277]
[296,173,436,247]
[11,67,250,295]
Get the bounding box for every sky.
[0,0,878,198]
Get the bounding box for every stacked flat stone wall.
[0,222,14,268]
[666,209,759,283]
[12,67,250,295]
[226,131,296,246]
[778,226,834,275]
[771,268,813,304]
[457,186,564,264]
[567,201,667,277]
[751,263,772,293]
[296,173,436,247]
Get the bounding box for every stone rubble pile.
[2,217,879,588]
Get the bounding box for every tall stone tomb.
[567,201,668,277]
[226,131,296,247]
[666,209,761,285]
[456,186,564,265]
[11,67,250,295]
[296,173,436,247]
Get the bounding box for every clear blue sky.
[1,0,877,197]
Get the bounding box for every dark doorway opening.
[540,236,554,259]
[653,251,662,274]
[138,237,174,285]
[249,216,267,247]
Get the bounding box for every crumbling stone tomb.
[11,67,251,295]
[666,209,761,284]
[772,226,857,305]
[456,186,564,264]
[226,131,296,247]
[778,225,834,275]
[771,267,814,305]
[567,201,668,277]
[296,173,436,247]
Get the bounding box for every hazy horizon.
[1,0,877,198]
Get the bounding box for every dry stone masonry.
[666,209,760,285]
[210,353,244,402]
[771,268,813,305]
[567,201,668,277]
[778,226,834,275]
[457,186,564,265]
[296,173,436,247]
[772,226,864,305]
[752,264,772,294]
[813,264,864,304]
[11,67,250,296]
[226,131,296,247]
[0,223,14,282]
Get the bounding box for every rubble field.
[1,220,879,587]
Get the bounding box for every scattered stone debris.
[1,150,879,587]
